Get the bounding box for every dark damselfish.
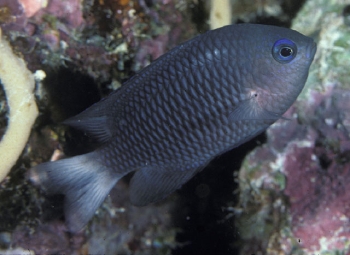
[29,23,317,233]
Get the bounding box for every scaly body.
[30,24,316,232]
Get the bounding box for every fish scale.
[29,24,316,232]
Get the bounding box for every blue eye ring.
[272,38,297,64]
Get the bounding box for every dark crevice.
[189,0,209,33]
[43,67,101,122]
[0,80,8,139]
[318,153,332,169]
[41,68,101,156]
[172,133,267,255]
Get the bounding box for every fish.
[29,23,317,233]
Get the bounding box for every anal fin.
[129,162,208,206]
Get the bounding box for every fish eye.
[272,38,297,64]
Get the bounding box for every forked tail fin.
[29,152,121,233]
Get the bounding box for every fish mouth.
[306,41,317,60]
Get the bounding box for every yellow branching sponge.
[210,0,232,29]
[0,31,38,182]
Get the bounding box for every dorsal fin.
[62,73,152,143]
[63,91,120,143]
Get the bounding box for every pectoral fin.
[228,99,281,121]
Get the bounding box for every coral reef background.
[0,0,349,254]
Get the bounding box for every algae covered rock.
[236,0,350,254]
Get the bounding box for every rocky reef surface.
[236,0,350,254]
[1,0,348,254]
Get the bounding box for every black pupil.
[280,47,293,57]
